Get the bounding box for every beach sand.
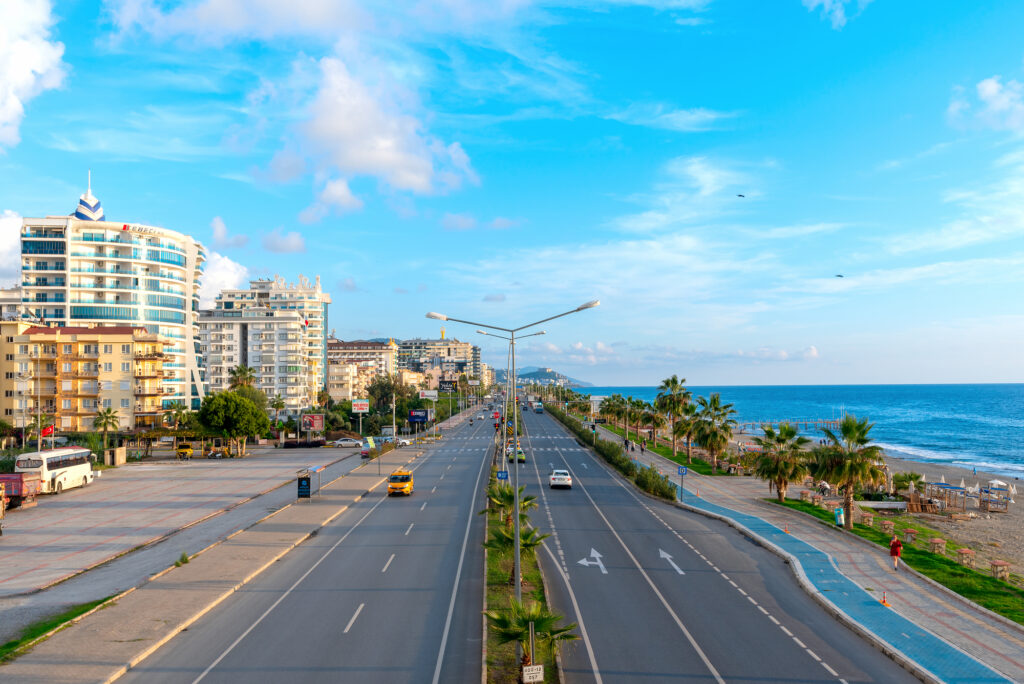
[880,455,1022,578]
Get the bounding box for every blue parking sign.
[497,470,509,481]
[678,466,687,476]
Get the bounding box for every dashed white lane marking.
[757,606,769,615]
[822,663,839,676]
[439,474,445,480]
[420,501,428,511]
[768,615,780,625]
[746,596,758,606]
[807,649,822,662]
[780,626,794,637]
[343,603,365,634]
[381,554,395,573]
[404,523,414,536]
[431,486,437,493]
[792,637,807,649]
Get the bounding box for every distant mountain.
[494,367,592,388]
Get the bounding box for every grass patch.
[174,551,190,567]
[591,421,720,476]
[484,467,559,683]
[771,499,1024,625]
[0,596,112,662]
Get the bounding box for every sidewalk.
[0,446,428,684]
[603,427,1024,684]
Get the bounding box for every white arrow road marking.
[580,462,589,469]
[659,549,685,575]
[577,548,607,574]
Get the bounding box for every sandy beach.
[880,454,1022,579]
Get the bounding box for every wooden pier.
[736,419,841,433]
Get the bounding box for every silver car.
[549,469,573,489]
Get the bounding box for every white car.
[549,469,573,489]
[477,414,484,419]
[397,438,413,446]
[332,438,362,448]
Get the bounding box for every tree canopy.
[197,391,270,456]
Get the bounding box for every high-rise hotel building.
[19,182,206,408]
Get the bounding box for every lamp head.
[425,312,447,321]
[577,300,600,311]
[476,329,488,335]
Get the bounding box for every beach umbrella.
[908,479,916,493]
[990,479,1008,488]
[959,478,965,489]
[940,474,945,484]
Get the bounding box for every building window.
[102,362,111,372]
[62,399,72,409]
[103,344,112,354]
[62,362,71,372]
[121,398,130,409]
[121,380,130,390]
[122,344,131,354]
[121,362,130,372]
[63,344,72,354]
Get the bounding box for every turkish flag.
[41,424,55,437]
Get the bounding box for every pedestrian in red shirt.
[889,534,903,571]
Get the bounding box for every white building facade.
[205,276,330,411]
[19,183,206,409]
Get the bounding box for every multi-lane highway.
[120,418,494,684]
[519,408,917,683]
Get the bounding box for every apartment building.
[324,338,397,402]
[203,275,330,413]
[397,333,481,378]
[0,287,22,320]
[198,306,310,414]
[1,319,31,425]
[19,181,206,409]
[10,326,167,432]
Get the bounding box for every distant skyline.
[2,1,1023,385]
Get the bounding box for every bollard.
[881,591,891,607]
[784,523,790,534]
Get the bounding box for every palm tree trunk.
[844,485,854,530]
[670,418,677,460]
[777,480,787,503]
[685,437,692,464]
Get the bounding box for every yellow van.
[388,469,414,496]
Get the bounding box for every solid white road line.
[382,554,395,573]
[405,523,414,536]
[343,603,365,634]
[431,438,489,684]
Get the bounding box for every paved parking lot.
[0,447,355,597]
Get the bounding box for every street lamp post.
[426,300,599,605]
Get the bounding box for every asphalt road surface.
[120,418,492,684]
[519,409,918,684]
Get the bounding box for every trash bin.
[834,506,845,527]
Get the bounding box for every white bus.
[15,447,97,494]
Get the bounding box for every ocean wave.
[876,442,966,462]
[951,460,1024,476]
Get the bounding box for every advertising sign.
[297,475,311,499]
[409,409,429,423]
[352,399,370,413]
[438,380,457,393]
[300,414,324,431]
[523,665,545,683]
[419,390,438,400]
[468,379,480,386]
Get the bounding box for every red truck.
[0,472,42,509]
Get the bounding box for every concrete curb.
[754,497,1024,640]
[7,451,359,599]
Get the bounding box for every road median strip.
[0,449,425,684]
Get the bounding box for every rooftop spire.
[73,171,104,221]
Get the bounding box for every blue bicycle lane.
[677,487,1010,684]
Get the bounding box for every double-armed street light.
[425,300,600,602]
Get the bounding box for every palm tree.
[484,525,551,585]
[482,483,538,530]
[28,413,54,448]
[163,401,189,448]
[270,395,286,427]
[228,365,256,389]
[753,423,810,502]
[893,471,923,493]
[484,599,579,666]
[656,375,691,461]
[694,393,737,474]
[93,407,120,451]
[811,414,885,530]
[642,407,666,449]
[673,403,700,464]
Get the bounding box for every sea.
[581,384,1024,479]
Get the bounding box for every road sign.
[506,424,514,435]
[523,665,544,682]
[352,399,370,413]
[419,390,438,400]
[496,470,509,481]
[678,465,687,476]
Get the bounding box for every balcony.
[70,369,99,378]
[75,385,101,396]
[134,385,161,396]
[134,369,161,379]
[134,405,162,415]
[72,351,100,359]
[135,351,165,360]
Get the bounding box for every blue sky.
[2,0,1023,385]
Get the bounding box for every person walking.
[889,534,903,571]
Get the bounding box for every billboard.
[352,399,370,413]
[419,390,438,400]
[439,380,457,393]
[300,414,325,431]
[468,380,480,386]
[409,409,429,423]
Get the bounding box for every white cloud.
[442,213,477,231]
[262,228,306,253]
[609,103,735,132]
[0,0,66,149]
[616,156,749,232]
[301,57,477,200]
[802,0,872,29]
[802,345,820,360]
[210,216,248,249]
[0,210,22,286]
[199,251,248,308]
[951,75,1024,132]
[482,293,506,303]
[338,277,358,292]
[490,217,521,229]
[300,178,365,223]
[753,222,848,239]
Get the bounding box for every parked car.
[360,443,371,458]
[397,438,412,446]
[332,438,362,448]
